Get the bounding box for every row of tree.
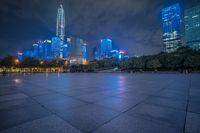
[0,56,68,68]
[1,47,200,72]
[70,47,200,72]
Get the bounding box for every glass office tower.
[32,44,39,59]
[184,5,200,50]
[100,38,113,58]
[52,37,60,59]
[66,37,88,64]
[161,3,183,53]
[44,40,52,60]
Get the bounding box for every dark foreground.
[0,73,200,133]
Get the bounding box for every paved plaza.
[0,73,200,133]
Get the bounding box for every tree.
[184,55,200,70]
[147,59,161,70]
[21,58,40,67]
[1,56,18,67]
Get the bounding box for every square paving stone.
[0,93,28,102]
[95,97,141,112]
[0,87,19,96]
[188,101,200,114]
[154,90,188,101]
[0,115,81,133]
[93,114,182,133]
[0,104,52,131]
[126,103,186,130]
[57,104,120,132]
[20,88,53,97]
[0,98,37,111]
[185,112,200,133]
[74,93,111,103]
[144,96,187,110]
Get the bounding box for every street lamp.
[15,59,20,65]
[40,61,44,65]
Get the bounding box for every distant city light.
[119,50,125,54]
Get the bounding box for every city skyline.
[0,0,200,58]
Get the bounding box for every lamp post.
[15,59,20,73]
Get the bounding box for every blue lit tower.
[43,40,52,60]
[100,38,113,58]
[161,3,183,53]
[32,43,39,59]
[38,41,45,59]
[52,37,60,59]
[184,5,200,50]
[56,4,65,58]
[82,43,88,60]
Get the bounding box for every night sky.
[0,0,199,58]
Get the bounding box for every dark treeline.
[70,47,200,72]
[0,47,200,72]
[0,56,68,68]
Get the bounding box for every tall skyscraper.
[66,37,88,64]
[38,41,46,59]
[161,3,183,53]
[44,40,52,60]
[56,4,65,58]
[32,44,39,59]
[100,38,113,58]
[93,47,100,60]
[184,5,200,50]
[52,37,61,59]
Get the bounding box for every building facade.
[184,5,200,50]
[100,38,113,58]
[32,44,39,59]
[67,37,88,64]
[44,40,52,60]
[52,37,60,59]
[161,3,183,53]
[56,4,65,58]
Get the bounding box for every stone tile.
[154,90,188,101]
[126,103,186,129]
[57,90,89,97]
[188,101,200,114]
[0,98,37,111]
[74,93,111,103]
[0,93,28,102]
[185,112,200,133]
[144,96,187,110]
[57,104,120,132]
[32,93,70,102]
[32,93,87,113]
[21,88,53,97]
[93,114,182,133]
[95,97,140,112]
[0,88,19,96]
[0,115,81,133]
[0,104,52,131]
[113,92,148,101]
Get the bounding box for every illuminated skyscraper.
[184,5,200,50]
[161,3,183,53]
[100,38,113,58]
[43,40,52,60]
[56,4,65,58]
[52,37,60,59]
[66,37,88,64]
[32,44,39,59]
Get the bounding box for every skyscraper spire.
[56,4,65,58]
[56,4,65,37]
